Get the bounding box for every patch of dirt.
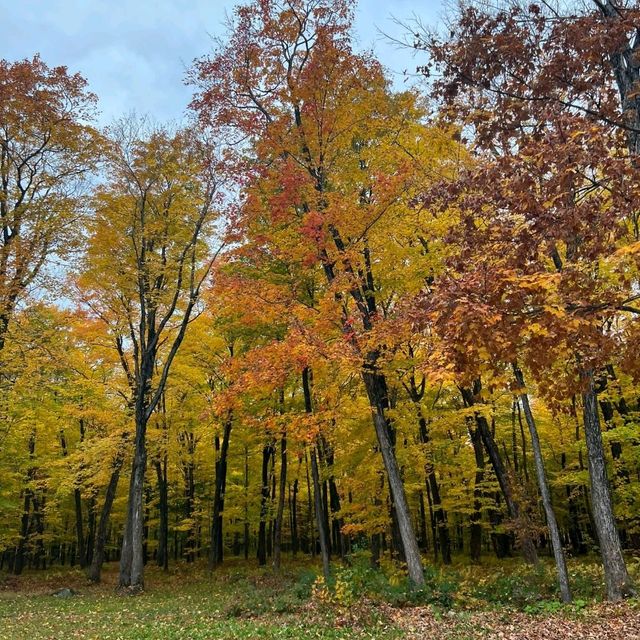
[388,603,640,640]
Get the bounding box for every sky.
[5,0,444,126]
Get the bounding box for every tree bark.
[210,413,232,569]
[581,369,635,600]
[73,488,86,569]
[362,367,425,587]
[311,446,331,583]
[302,367,331,579]
[154,457,169,571]
[88,449,124,583]
[514,365,572,603]
[257,441,273,566]
[462,384,538,565]
[273,434,287,570]
[469,423,484,563]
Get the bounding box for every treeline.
[0,0,639,603]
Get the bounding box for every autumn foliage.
[0,0,639,605]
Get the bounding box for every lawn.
[0,562,401,640]
[1,559,639,639]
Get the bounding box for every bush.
[314,554,459,609]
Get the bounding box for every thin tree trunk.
[13,431,36,576]
[88,449,124,583]
[514,365,571,603]
[311,446,330,583]
[469,424,484,563]
[257,441,273,566]
[462,384,538,565]
[302,368,330,579]
[73,488,86,569]
[291,478,299,557]
[86,494,97,566]
[210,413,232,569]
[244,444,250,561]
[154,457,168,571]
[273,434,287,570]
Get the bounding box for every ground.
[0,560,639,639]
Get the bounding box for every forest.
[1,1,640,638]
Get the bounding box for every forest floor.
[0,559,639,639]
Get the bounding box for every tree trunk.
[13,431,36,576]
[257,441,273,566]
[210,413,232,569]
[244,444,250,560]
[73,488,86,569]
[86,494,97,566]
[415,409,451,564]
[514,365,571,603]
[118,409,147,591]
[302,367,331,579]
[154,457,168,571]
[88,450,124,583]
[291,478,299,557]
[362,367,425,588]
[273,434,287,570]
[311,446,331,583]
[581,369,634,600]
[462,384,538,565]
[469,424,484,563]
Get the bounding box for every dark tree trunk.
[302,368,330,579]
[154,457,169,571]
[462,384,538,565]
[88,449,124,583]
[415,407,451,565]
[469,424,484,563]
[370,530,382,569]
[257,441,273,566]
[418,490,429,551]
[86,494,97,566]
[273,434,287,570]
[119,410,148,591]
[362,366,425,587]
[304,450,315,557]
[244,444,250,561]
[73,489,86,569]
[311,446,331,582]
[13,431,36,576]
[291,478,299,557]
[210,413,232,569]
[581,369,634,600]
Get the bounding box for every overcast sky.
[6,0,443,125]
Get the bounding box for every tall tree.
[77,122,223,591]
[0,56,98,352]
[418,0,639,600]
[189,0,464,587]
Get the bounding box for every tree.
[76,121,223,591]
[0,56,98,353]
[189,0,469,587]
[417,0,639,600]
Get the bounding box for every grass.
[0,560,402,640]
[1,555,639,639]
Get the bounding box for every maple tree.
[0,56,98,353]
[2,0,640,614]
[416,0,640,600]
[75,120,224,591]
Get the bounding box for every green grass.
[0,562,403,640]
[2,554,639,639]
